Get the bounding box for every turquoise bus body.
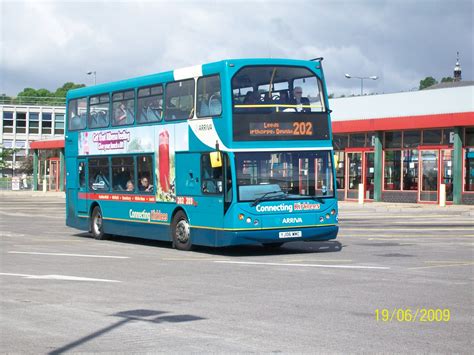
[65,58,338,248]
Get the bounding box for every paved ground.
[0,195,473,353]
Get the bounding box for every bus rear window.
[68,98,87,131]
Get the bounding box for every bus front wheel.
[91,206,107,240]
[171,211,192,251]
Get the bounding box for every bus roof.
[67,58,322,100]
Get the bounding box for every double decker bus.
[65,58,338,250]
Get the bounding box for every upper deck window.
[232,66,325,114]
[197,75,222,117]
[89,94,110,129]
[137,85,163,123]
[112,90,135,126]
[165,79,195,121]
[68,98,87,131]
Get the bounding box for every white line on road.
[8,251,129,259]
[214,261,390,270]
[0,273,120,282]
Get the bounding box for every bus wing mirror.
[210,152,222,168]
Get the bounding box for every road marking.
[0,273,120,282]
[214,260,389,270]
[8,251,129,259]
[408,262,474,270]
[284,259,353,262]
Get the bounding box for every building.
[331,84,474,204]
[0,103,66,191]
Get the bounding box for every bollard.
[358,183,364,205]
[42,178,47,193]
[439,183,446,207]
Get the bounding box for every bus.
[65,58,338,250]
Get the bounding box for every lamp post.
[345,74,378,96]
[86,71,97,85]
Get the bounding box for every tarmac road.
[0,194,473,353]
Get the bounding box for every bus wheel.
[91,206,107,240]
[172,211,192,251]
[263,242,284,249]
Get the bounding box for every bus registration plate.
[279,231,302,239]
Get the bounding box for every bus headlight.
[330,209,336,215]
[325,213,330,219]
[246,217,252,224]
[254,219,259,226]
[319,216,324,223]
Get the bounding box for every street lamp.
[345,74,378,96]
[86,71,97,85]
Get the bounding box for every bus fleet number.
[293,122,313,136]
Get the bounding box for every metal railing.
[0,96,66,107]
[0,176,34,191]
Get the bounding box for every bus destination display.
[233,113,329,141]
[249,121,313,137]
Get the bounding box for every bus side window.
[88,158,110,191]
[201,154,223,194]
[78,162,86,189]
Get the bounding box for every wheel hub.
[176,220,190,243]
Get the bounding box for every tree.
[328,93,334,99]
[441,77,454,83]
[54,82,86,98]
[0,145,18,172]
[419,76,438,90]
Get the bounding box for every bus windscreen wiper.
[311,196,326,204]
[251,191,286,207]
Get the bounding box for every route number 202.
[293,122,313,136]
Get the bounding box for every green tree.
[0,145,18,171]
[419,76,438,90]
[54,82,86,98]
[441,77,454,83]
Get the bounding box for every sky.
[1,0,473,97]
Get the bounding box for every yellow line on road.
[408,262,474,270]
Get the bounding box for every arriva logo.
[282,217,303,224]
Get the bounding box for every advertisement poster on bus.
[78,126,154,155]
[155,123,188,202]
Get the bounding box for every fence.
[0,176,34,191]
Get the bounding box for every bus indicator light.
[238,214,244,220]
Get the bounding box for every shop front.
[29,139,65,192]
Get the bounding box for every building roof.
[329,85,474,133]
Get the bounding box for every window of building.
[349,133,366,147]
[333,134,348,150]
[42,113,52,134]
[384,131,401,148]
[403,130,421,148]
[465,148,474,191]
[88,158,110,191]
[112,90,135,126]
[137,85,163,123]
[68,98,87,131]
[197,75,222,117]
[334,151,345,189]
[402,149,418,190]
[2,111,13,133]
[112,156,135,192]
[15,140,27,157]
[384,150,401,190]
[442,129,455,145]
[201,153,223,194]
[165,79,195,120]
[29,113,39,134]
[89,95,110,129]
[54,114,65,135]
[422,129,442,145]
[16,112,27,133]
[137,155,154,192]
[465,127,474,147]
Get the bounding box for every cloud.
[1,0,472,96]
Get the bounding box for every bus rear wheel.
[91,206,107,240]
[171,211,192,251]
